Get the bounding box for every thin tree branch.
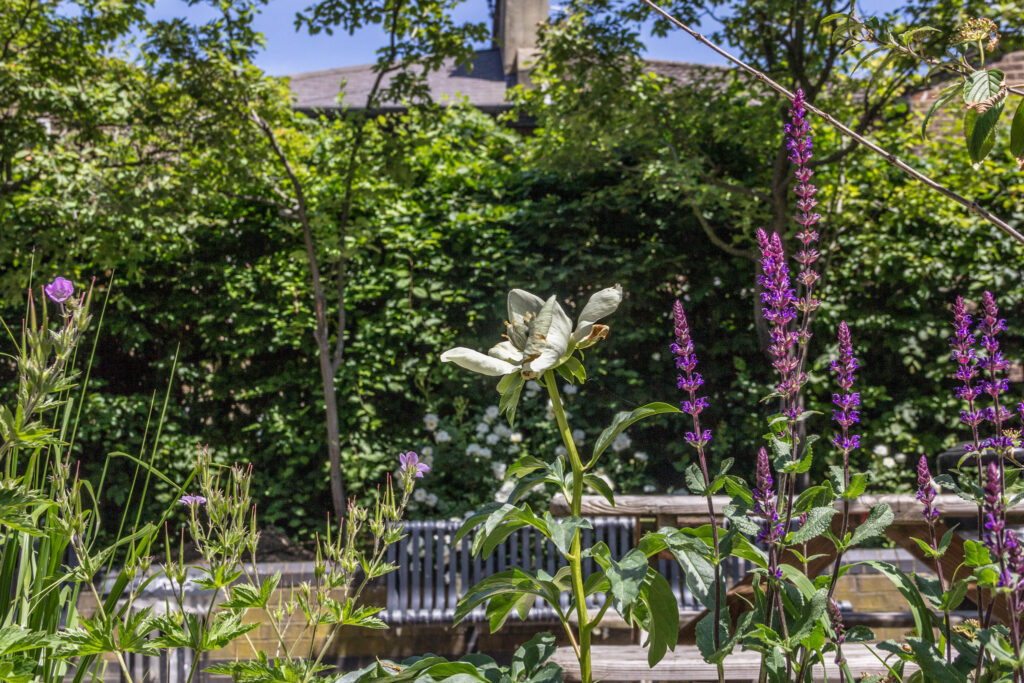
[640,0,1024,248]
[688,203,757,261]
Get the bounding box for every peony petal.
[507,289,545,324]
[441,347,519,376]
[572,284,623,346]
[522,297,572,378]
[488,340,523,363]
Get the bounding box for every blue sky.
[148,0,896,76]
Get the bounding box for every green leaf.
[662,532,716,610]
[963,69,1005,105]
[605,549,648,614]
[561,356,585,383]
[642,568,679,667]
[583,473,615,506]
[787,506,836,545]
[1010,98,1024,160]
[589,402,681,467]
[498,372,526,426]
[965,103,1003,163]
[841,472,868,500]
[921,83,960,139]
[964,539,992,567]
[849,503,893,548]
[858,561,933,641]
[543,513,590,556]
[906,637,967,682]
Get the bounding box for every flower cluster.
[673,301,711,448]
[951,297,984,431]
[977,293,1013,447]
[830,321,860,452]
[916,456,939,523]
[754,447,783,545]
[757,229,802,411]
[954,17,1000,51]
[785,89,820,322]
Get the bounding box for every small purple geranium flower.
[178,494,207,507]
[44,276,74,303]
[400,451,429,478]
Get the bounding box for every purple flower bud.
[399,451,429,478]
[754,447,783,544]
[179,494,207,507]
[44,276,74,303]
[916,456,939,523]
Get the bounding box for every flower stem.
[543,371,591,683]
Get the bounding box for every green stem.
[543,371,591,683]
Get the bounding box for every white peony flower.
[466,443,481,456]
[873,444,889,457]
[510,432,523,444]
[554,445,567,457]
[421,446,433,458]
[651,352,661,362]
[894,453,907,464]
[485,405,500,419]
[425,493,438,507]
[440,286,622,379]
[486,433,501,445]
[423,413,439,431]
[611,433,632,453]
[435,430,451,443]
[524,380,542,396]
[492,462,507,479]
[476,422,490,436]
[882,456,896,469]
[479,447,493,459]
[493,424,512,439]
[413,489,427,502]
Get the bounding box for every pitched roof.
[286,48,724,113]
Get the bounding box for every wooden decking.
[551,644,917,682]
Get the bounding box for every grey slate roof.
[286,48,723,112]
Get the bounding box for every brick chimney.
[493,0,549,77]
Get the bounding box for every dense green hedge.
[4,65,1024,540]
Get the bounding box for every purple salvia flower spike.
[830,321,860,452]
[673,301,712,446]
[754,447,783,545]
[916,456,939,523]
[785,89,821,316]
[756,229,802,415]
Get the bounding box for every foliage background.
[2,0,1024,539]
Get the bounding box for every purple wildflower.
[830,321,860,452]
[178,494,207,507]
[757,229,802,413]
[785,89,821,320]
[951,297,984,430]
[399,451,429,478]
[976,292,1010,434]
[828,598,846,664]
[673,301,712,448]
[983,461,1004,546]
[44,276,74,303]
[916,456,939,523]
[754,447,783,545]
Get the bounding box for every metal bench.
[383,517,752,625]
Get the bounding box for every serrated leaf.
[849,503,893,547]
[963,69,1005,105]
[788,506,837,545]
[964,539,992,567]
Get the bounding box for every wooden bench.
[551,644,917,682]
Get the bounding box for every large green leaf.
[589,402,680,467]
[965,104,1003,163]
[849,503,893,547]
